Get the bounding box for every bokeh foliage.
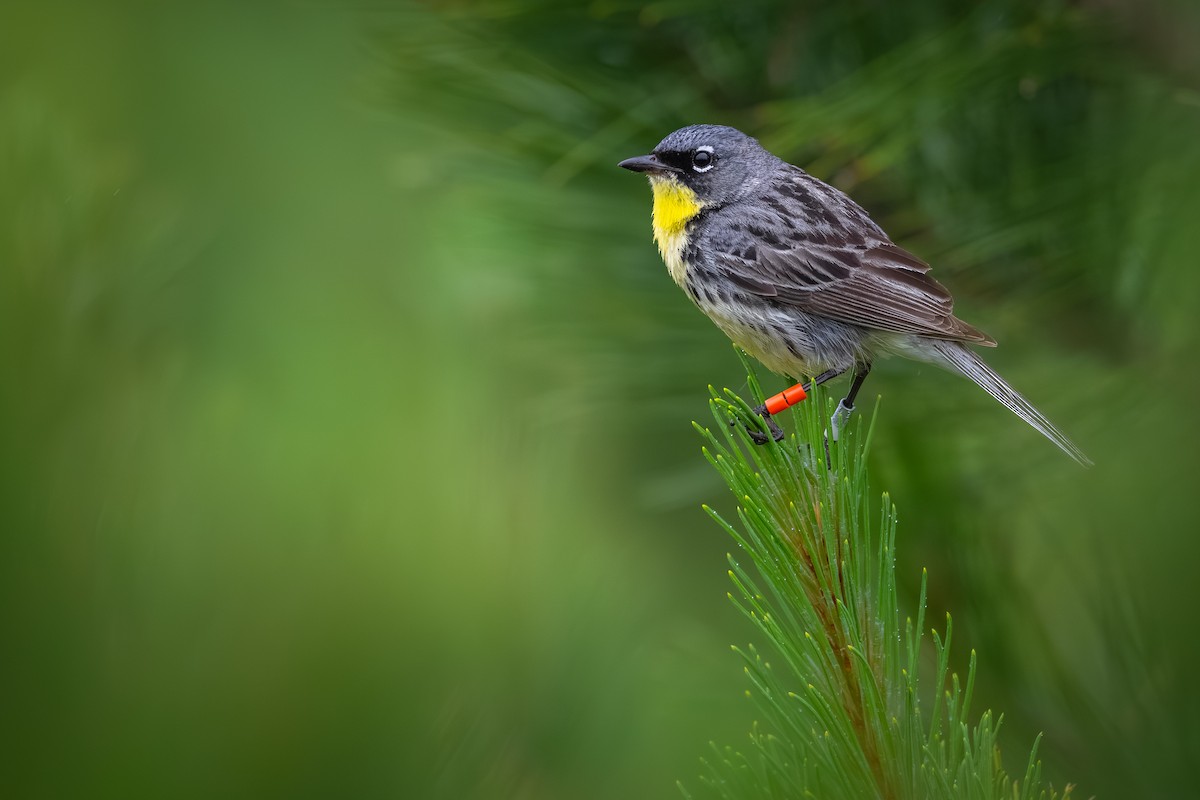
[1,0,1198,797]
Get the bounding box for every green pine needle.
[685,354,1073,800]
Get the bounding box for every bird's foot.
[730,403,786,445]
[819,400,856,469]
[829,400,855,443]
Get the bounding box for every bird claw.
[730,403,786,445]
[747,429,772,445]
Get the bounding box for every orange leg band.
[763,383,808,415]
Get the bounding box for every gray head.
[618,124,778,206]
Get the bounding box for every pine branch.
[682,350,1072,800]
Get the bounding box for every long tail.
[931,340,1093,467]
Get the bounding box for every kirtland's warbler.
[619,124,1090,466]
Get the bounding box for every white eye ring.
[692,145,715,172]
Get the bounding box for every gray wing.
[713,172,996,346]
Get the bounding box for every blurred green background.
[2,1,1199,797]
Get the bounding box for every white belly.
[703,302,812,376]
[699,298,869,379]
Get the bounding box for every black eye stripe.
[652,150,690,169]
[648,149,717,170]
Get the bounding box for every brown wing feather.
[718,242,996,345]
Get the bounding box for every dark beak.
[618,154,675,174]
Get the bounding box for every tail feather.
[931,340,1092,467]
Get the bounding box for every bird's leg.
[830,364,871,441]
[739,368,845,445]
[823,364,872,467]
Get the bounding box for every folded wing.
[717,240,996,346]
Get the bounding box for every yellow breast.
[650,176,703,287]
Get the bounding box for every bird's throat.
[650,176,702,287]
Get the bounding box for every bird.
[618,124,1091,466]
